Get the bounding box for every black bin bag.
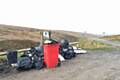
[7,51,17,65]
[17,57,33,70]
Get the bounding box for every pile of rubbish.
[17,46,44,70]
[6,39,86,71]
[59,39,76,59]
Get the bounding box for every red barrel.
[44,43,60,68]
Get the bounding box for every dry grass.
[0,24,81,52]
[0,40,37,52]
[0,25,79,42]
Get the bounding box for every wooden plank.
[0,42,79,56]
[0,48,31,56]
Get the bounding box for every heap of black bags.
[59,39,76,59]
[17,46,44,70]
[7,39,76,70]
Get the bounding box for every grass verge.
[77,37,119,51]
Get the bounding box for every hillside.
[0,24,81,51]
[102,34,120,41]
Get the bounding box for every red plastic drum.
[44,43,60,68]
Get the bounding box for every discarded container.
[44,43,60,68]
[7,51,17,65]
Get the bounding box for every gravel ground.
[1,50,120,80]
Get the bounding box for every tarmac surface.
[1,50,120,80]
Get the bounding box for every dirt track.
[1,51,120,80]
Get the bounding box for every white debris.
[74,49,87,54]
[58,54,65,62]
[73,46,87,54]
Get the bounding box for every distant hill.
[0,24,81,41]
[0,24,97,51]
[0,24,83,51]
[102,34,120,41]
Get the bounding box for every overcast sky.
[0,0,120,35]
